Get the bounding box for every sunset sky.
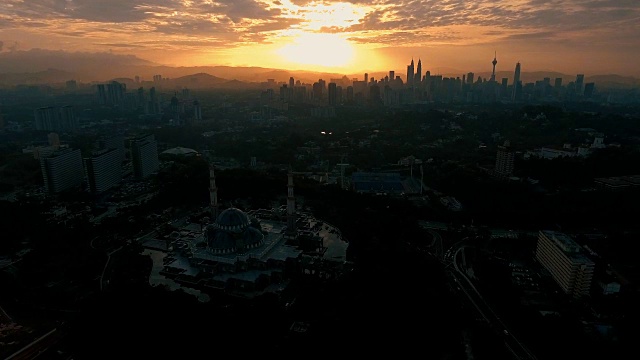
[0,0,639,77]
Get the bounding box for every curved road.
[450,244,537,360]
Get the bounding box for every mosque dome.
[207,207,264,254]
[215,208,251,233]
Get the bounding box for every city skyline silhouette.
[0,1,639,77]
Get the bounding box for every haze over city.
[2,2,640,360]
[1,0,639,77]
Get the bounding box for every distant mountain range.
[0,49,638,90]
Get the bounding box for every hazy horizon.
[0,48,638,87]
[1,1,639,78]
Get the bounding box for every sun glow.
[276,32,355,68]
[296,2,368,30]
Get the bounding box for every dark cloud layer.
[1,0,639,45]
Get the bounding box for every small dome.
[215,208,250,234]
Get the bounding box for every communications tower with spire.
[491,52,498,82]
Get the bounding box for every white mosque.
[150,165,350,298]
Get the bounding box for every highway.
[439,235,538,360]
[4,328,61,360]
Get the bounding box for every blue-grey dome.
[206,208,264,254]
[214,207,250,234]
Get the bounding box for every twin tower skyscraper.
[406,58,422,88]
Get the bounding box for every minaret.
[209,164,219,221]
[491,52,497,82]
[286,169,297,237]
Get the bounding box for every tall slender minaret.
[209,164,219,221]
[491,52,497,82]
[286,169,297,237]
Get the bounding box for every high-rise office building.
[194,100,202,120]
[575,74,585,96]
[279,85,289,102]
[346,86,354,102]
[84,148,122,194]
[97,81,126,106]
[415,59,422,85]
[535,230,595,297]
[130,134,159,180]
[495,140,514,176]
[34,106,77,132]
[500,78,508,97]
[148,87,159,114]
[466,72,474,84]
[137,87,145,111]
[406,59,414,88]
[369,84,381,105]
[40,148,84,194]
[554,78,563,88]
[511,62,521,101]
[328,83,337,105]
[34,107,58,131]
[583,82,595,98]
[59,105,77,130]
[312,82,323,102]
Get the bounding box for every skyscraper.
[34,106,77,132]
[130,134,159,180]
[34,107,59,131]
[84,148,122,194]
[583,82,595,98]
[511,62,521,101]
[59,105,77,131]
[415,59,422,85]
[328,82,337,105]
[40,148,84,194]
[466,72,474,84]
[148,87,159,114]
[193,100,202,120]
[575,74,585,96]
[406,58,414,88]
